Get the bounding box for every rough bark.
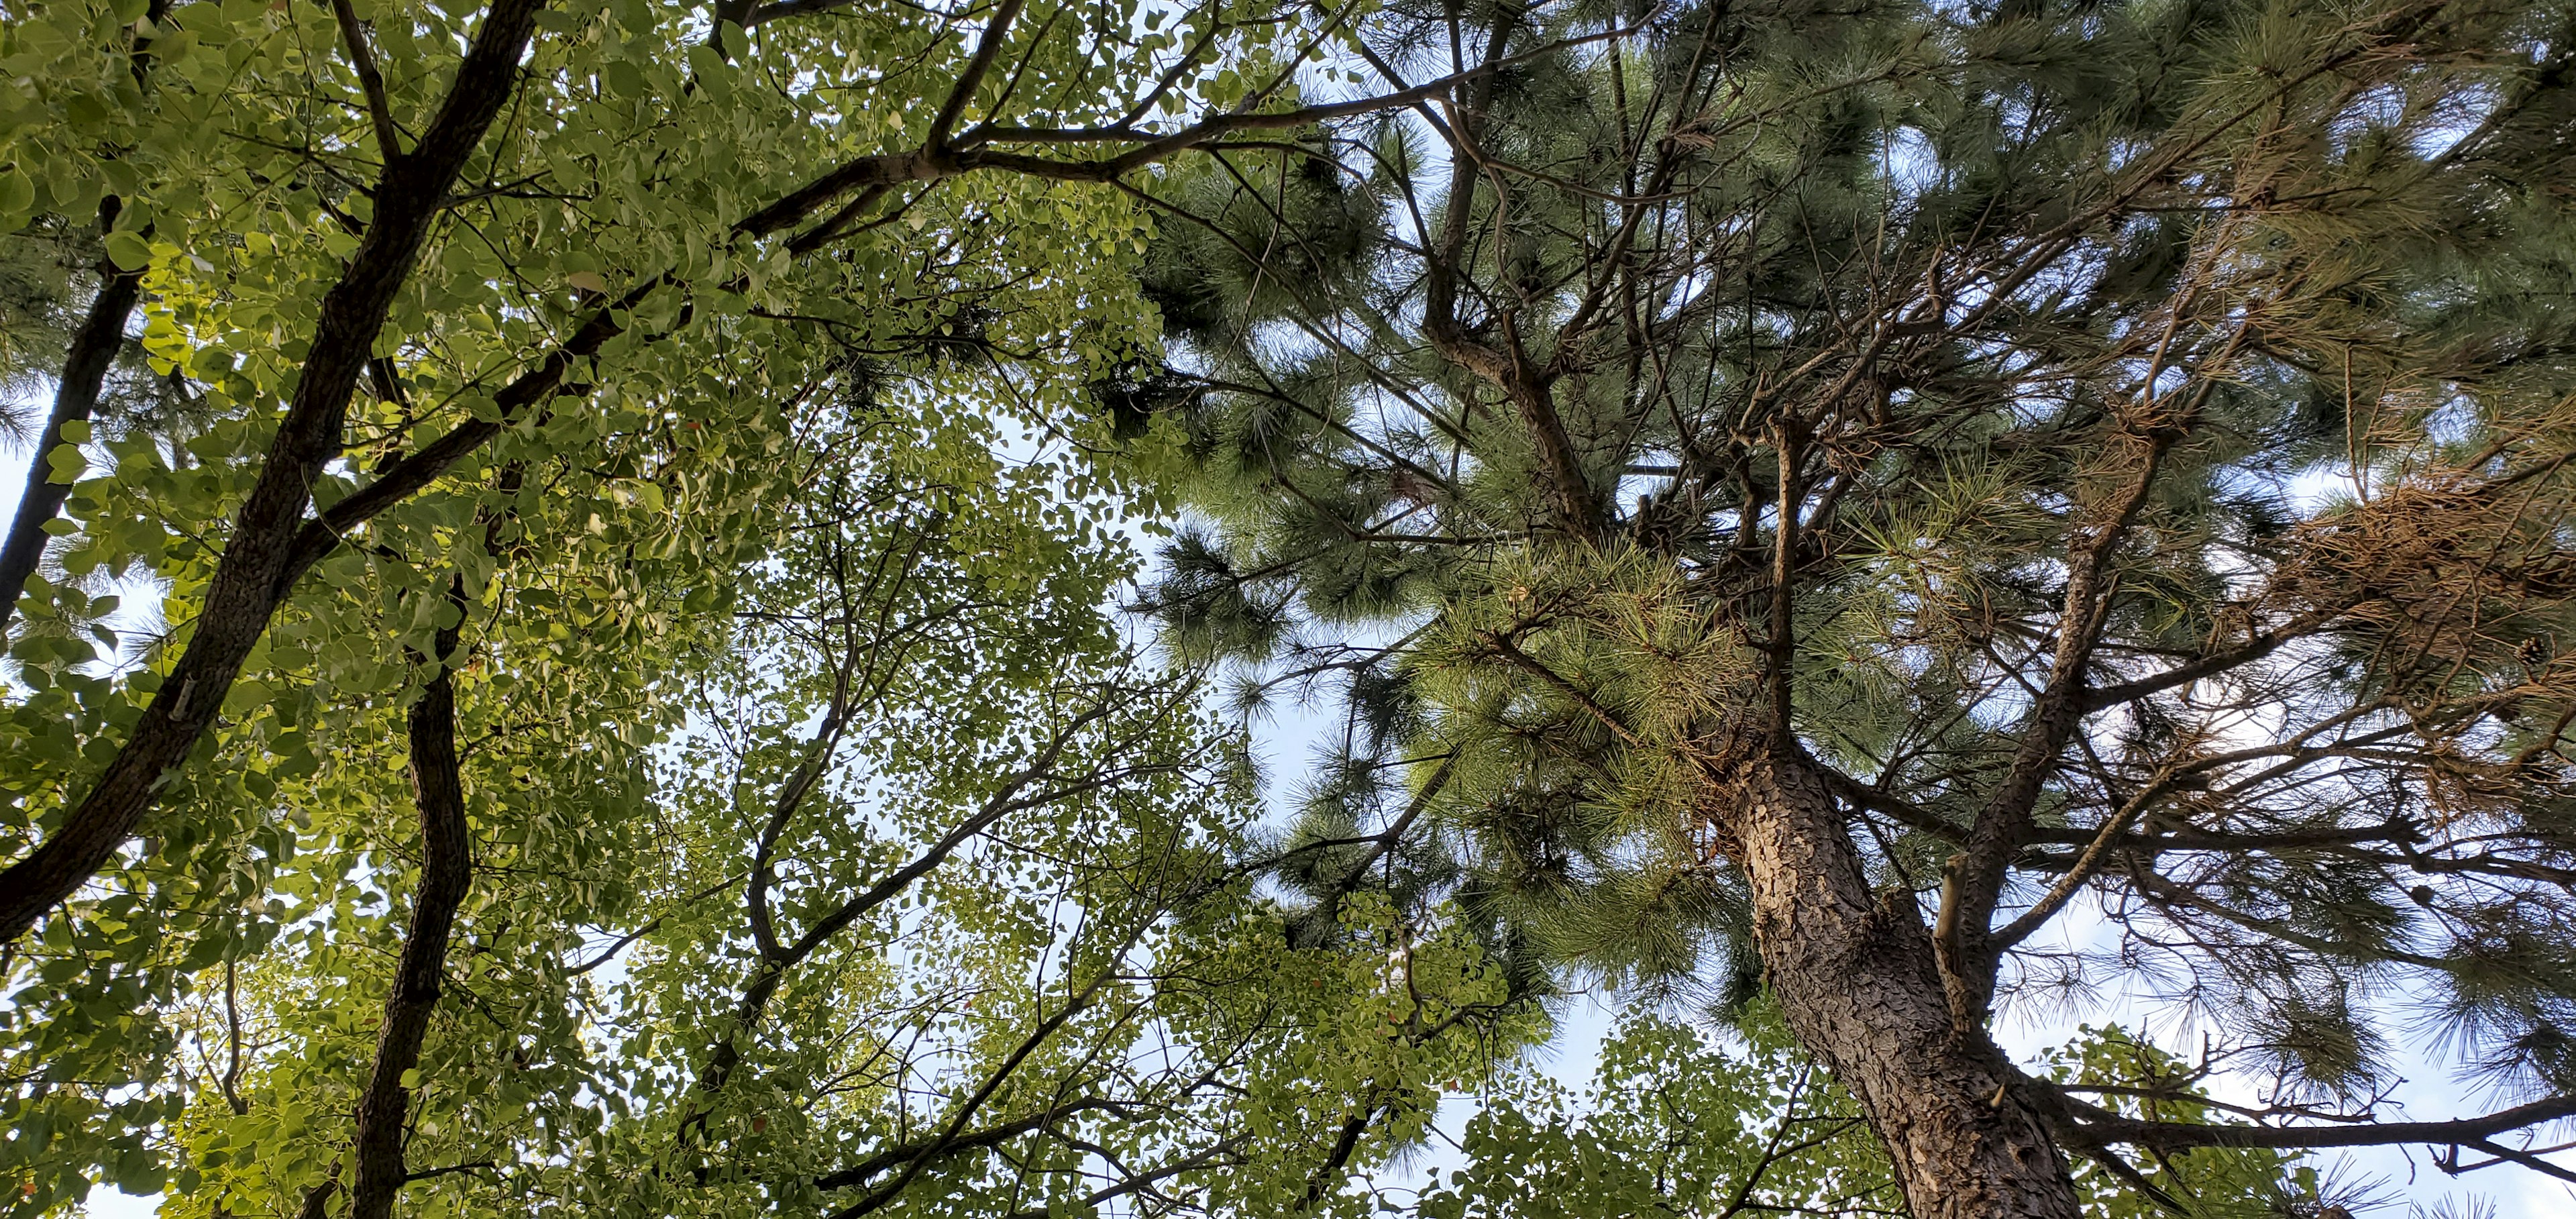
[345,623,473,1219]
[0,250,141,635]
[0,0,548,943]
[1714,744,2082,1219]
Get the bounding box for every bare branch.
[2066,1092,2576,1153]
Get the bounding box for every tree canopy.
[1,0,2573,1216]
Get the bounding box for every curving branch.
[736,27,1631,252]
[820,954,1130,1219]
[814,1096,1122,1191]
[686,678,1185,1122]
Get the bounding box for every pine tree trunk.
[1718,748,2082,1219]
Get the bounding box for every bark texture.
[0,0,548,943]
[345,634,473,1219]
[1716,745,2082,1219]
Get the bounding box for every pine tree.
[1124,0,2576,1212]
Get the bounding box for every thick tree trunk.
[1716,747,2080,1219]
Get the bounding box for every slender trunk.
[346,626,473,1219]
[0,234,144,635]
[1715,745,2080,1219]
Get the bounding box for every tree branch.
[2066,1092,2576,1153]
[822,965,1126,1219]
[284,276,656,584]
[815,1098,1120,1191]
[1933,435,2169,1021]
[1301,1103,1381,1208]
[0,206,142,635]
[1768,423,1803,747]
[927,0,1027,148]
[328,0,404,160]
[347,591,474,1219]
[738,30,1625,248]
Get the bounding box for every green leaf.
[604,60,647,99]
[46,442,87,483]
[104,229,151,272]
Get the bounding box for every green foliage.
[1421,1006,1901,1219]
[3,0,2574,1210]
[1408,549,1762,991]
[2039,1029,2321,1219]
[1413,1009,2326,1219]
